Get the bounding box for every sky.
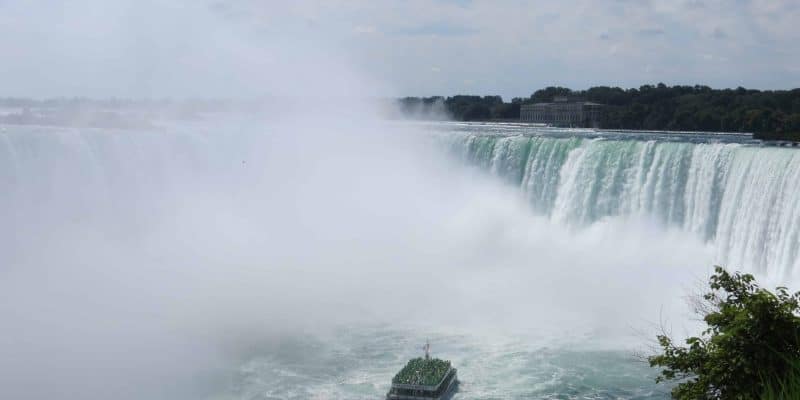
[0,0,798,99]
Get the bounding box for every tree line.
[397,84,800,140]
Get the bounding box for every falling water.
[440,124,800,281]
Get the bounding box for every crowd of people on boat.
[392,358,451,386]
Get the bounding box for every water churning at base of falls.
[438,124,800,281]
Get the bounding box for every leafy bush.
[762,357,800,400]
[649,266,800,399]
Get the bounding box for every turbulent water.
[230,326,669,400]
[436,122,800,283]
[2,120,799,400]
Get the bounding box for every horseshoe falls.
[440,124,800,282]
[2,119,799,400]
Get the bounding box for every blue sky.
[0,0,798,99]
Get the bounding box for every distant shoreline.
[396,84,800,142]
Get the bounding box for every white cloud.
[0,0,797,98]
[353,25,377,34]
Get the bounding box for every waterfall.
[443,131,800,281]
[3,123,800,282]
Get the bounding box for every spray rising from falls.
[0,120,743,399]
[441,129,800,281]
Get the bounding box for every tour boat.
[386,341,458,400]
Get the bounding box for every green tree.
[461,104,490,120]
[649,267,800,399]
[530,86,573,102]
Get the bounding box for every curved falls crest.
[2,125,800,283]
[443,132,800,280]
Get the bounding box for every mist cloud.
[0,2,743,399]
[0,112,711,399]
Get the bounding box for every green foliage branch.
[649,267,800,399]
